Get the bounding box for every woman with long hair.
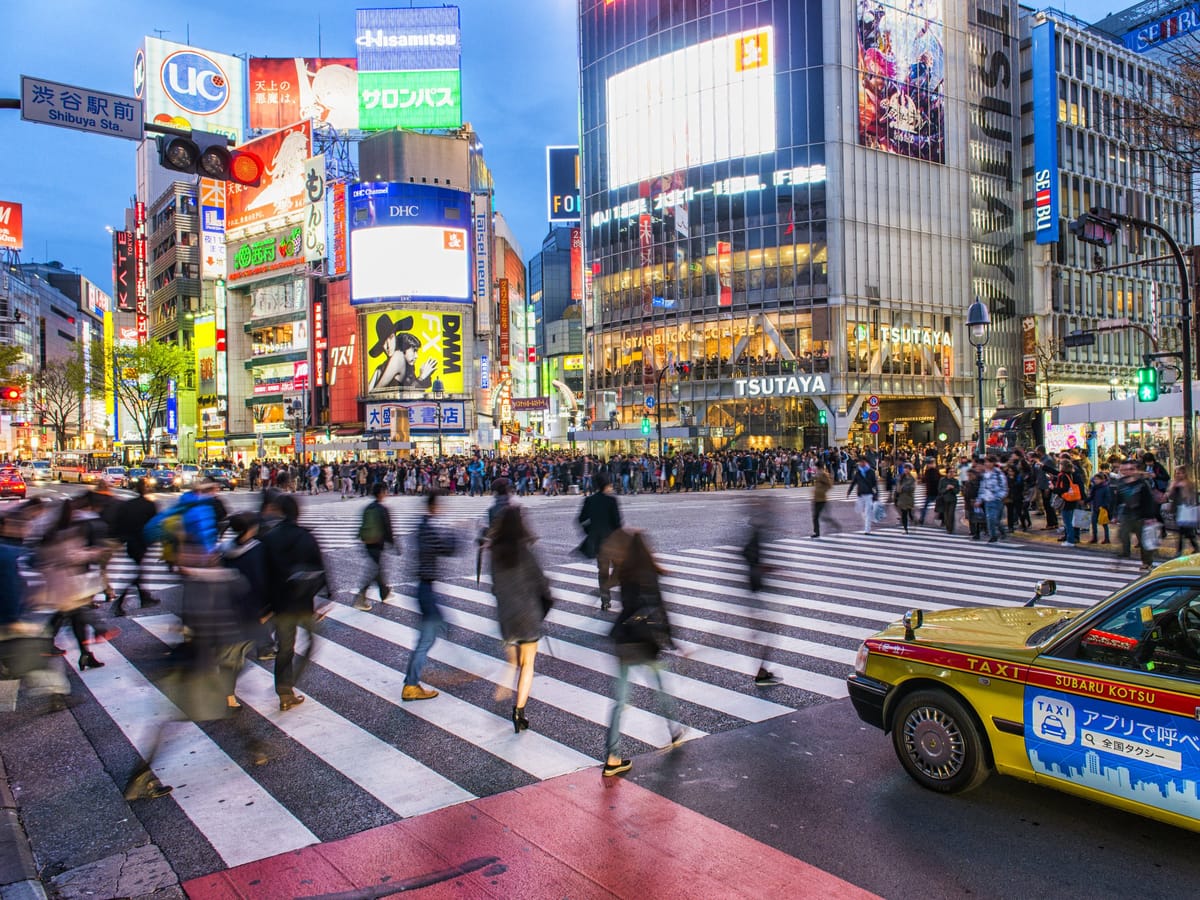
[39,500,113,670]
[1169,465,1200,557]
[603,529,682,777]
[490,504,550,733]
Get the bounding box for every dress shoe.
[512,706,530,733]
[79,653,104,670]
[401,684,438,701]
[278,692,306,711]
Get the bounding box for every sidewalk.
[0,752,44,900]
[1004,516,1185,562]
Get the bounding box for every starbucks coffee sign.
[733,374,828,397]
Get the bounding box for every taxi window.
[1071,583,1200,683]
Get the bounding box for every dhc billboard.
[1031,21,1059,245]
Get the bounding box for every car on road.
[176,464,201,488]
[151,468,180,492]
[0,467,26,500]
[202,468,238,491]
[18,460,51,483]
[848,562,1200,834]
[127,467,151,488]
[102,466,128,488]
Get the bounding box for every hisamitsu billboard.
[355,7,462,72]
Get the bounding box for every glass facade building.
[578,0,1026,448]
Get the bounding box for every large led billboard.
[355,7,462,72]
[249,58,359,131]
[363,308,465,395]
[357,69,462,130]
[856,0,945,163]
[348,182,470,306]
[546,146,581,223]
[605,27,776,188]
[135,37,246,143]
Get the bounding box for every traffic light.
[677,362,691,378]
[0,386,21,403]
[156,131,264,186]
[1063,331,1096,348]
[1067,208,1117,247]
[640,416,651,435]
[1136,366,1159,402]
[818,409,827,426]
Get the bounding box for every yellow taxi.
[848,557,1200,832]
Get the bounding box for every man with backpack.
[354,482,396,611]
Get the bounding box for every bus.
[51,451,118,483]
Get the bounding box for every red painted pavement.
[182,768,878,899]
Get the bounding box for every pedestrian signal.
[818,409,827,425]
[640,416,651,435]
[1135,366,1159,402]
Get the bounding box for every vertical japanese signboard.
[570,227,583,301]
[328,181,348,276]
[498,278,512,422]
[134,201,148,341]
[717,240,732,307]
[473,191,492,332]
[302,154,327,263]
[113,229,134,312]
[1022,315,1038,400]
[200,178,226,279]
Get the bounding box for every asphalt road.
[1,483,1190,897]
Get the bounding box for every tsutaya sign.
[733,374,828,397]
[878,325,952,348]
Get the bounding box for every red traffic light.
[0,386,22,402]
[678,362,691,377]
[229,151,264,187]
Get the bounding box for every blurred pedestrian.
[354,482,396,610]
[39,501,113,670]
[810,461,835,539]
[744,496,780,686]
[261,493,327,710]
[1168,465,1200,557]
[489,504,551,732]
[112,479,160,616]
[403,489,458,701]
[577,471,622,611]
[846,457,878,534]
[936,467,960,534]
[221,512,273,665]
[1116,459,1158,573]
[894,463,916,535]
[604,530,681,778]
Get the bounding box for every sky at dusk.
[1,0,1122,293]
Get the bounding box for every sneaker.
[603,759,633,777]
[401,684,438,701]
[1063,542,1075,548]
[353,594,373,611]
[754,669,781,687]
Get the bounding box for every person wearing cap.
[366,314,436,394]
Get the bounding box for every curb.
[0,755,46,899]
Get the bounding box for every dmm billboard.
[363,308,465,395]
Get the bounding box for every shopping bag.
[1142,523,1162,551]
[1178,504,1199,528]
[873,501,888,523]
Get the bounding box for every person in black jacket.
[222,512,272,673]
[403,490,458,701]
[578,472,622,611]
[845,457,879,534]
[354,482,396,611]
[112,480,160,616]
[260,493,326,710]
[604,530,681,778]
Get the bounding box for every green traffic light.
[1136,367,1159,402]
[640,416,651,435]
[818,410,827,425]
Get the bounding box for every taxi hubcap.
[903,706,965,779]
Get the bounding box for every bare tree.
[29,342,104,451]
[1027,338,1065,410]
[113,341,193,458]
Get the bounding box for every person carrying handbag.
[1168,466,1200,557]
[603,529,682,778]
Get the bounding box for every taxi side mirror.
[1036,580,1057,597]
[903,608,924,640]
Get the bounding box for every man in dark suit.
[578,472,622,611]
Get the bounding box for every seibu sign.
[733,374,828,397]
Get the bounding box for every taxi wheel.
[891,689,991,794]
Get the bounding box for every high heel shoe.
[79,653,105,670]
[512,706,529,733]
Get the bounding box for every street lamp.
[432,377,445,458]
[288,398,305,463]
[966,299,991,459]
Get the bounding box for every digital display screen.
[605,27,776,188]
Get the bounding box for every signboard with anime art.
[226,120,313,232]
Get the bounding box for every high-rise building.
[578,0,1024,449]
[528,226,584,443]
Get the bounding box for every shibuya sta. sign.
[733,374,828,397]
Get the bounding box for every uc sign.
[161,50,230,115]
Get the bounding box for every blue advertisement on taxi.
[1026,689,1200,820]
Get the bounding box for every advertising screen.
[225,120,312,233]
[348,182,470,305]
[355,7,462,72]
[135,37,245,143]
[363,308,465,395]
[546,146,580,223]
[606,27,776,189]
[357,69,462,130]
[0,200,23,250]
[856,0,945,163]
[249,58,358,131]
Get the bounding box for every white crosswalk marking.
[60,511,1145,871]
